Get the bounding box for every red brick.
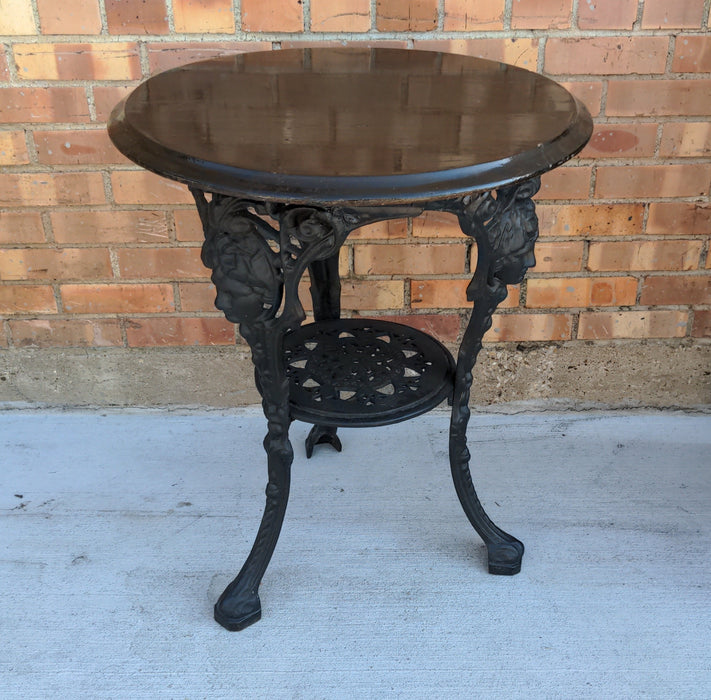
[692,310,711,337]
[126,317,234,347]
[677,38,711,74]
[61,284,175,313]
[34,129,129,165]
[0,285,57,314]
[595,165,711,199]
[111,171,193,205]
[353,243,466,276]
[311,0,371,32]
[0,248,112,281]
[526,277,638,308]
[0,212,45,244]
[537,204,645,238]
[659,122,711,158]
[578,311,689,340]
[587,241,703,272]
[443,0,505,30]
[484,313,572,342]
[93,86,135,122]
[0,173,106,207]
[0,0,36,34]
[9,319,123,347]
[640,276,711,305]
[173,0,235,33]
[146,42,270,73]
[607,80,711,117]
[116,248,205,279]
[105,0,169,34]
[412,211,461,238]
[0,87,90,123]
[14,43,141,81]
[413,39,539,70]
[349,218,408,241]
[51,210,169,244]
[377,0,437,31]
[343,280,404,311]
[558,81,603,118]
[301,279,404,312]
[37,0,102,35]
[534,242,584,273]
[581,124,658,159]
[411,279,519,309]
[647,203,711,236]
[173,209,204,242]
[577,0,638,29]
[0,131,30,166]
[545,37,668,75]
[371,314,460,343]
[511,0,572,29]
[673,36,711,72]
[178,282,217,312]
[642,0,705,28]
[242,0,303,32]
[539,168,591,200]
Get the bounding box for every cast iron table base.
[107,47,592,630]
[192,179,539,630]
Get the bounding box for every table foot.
[305,424,342,458]
[214,589,262,631]
[450,442,525,576]
[487,540,524,576]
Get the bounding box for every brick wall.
[1,0,710,355]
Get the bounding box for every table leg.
[305,253,343,457]
[213,326,293,630]
[433,177,541,575]
[449,299,525,575]
[192,192,368,629]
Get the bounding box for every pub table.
[108,47,592,631]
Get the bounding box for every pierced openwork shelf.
[284,319,455,428]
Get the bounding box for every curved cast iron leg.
[449,302,524,575]
[214,348,294,630]
[434,177,540,575]
[305,253,343,457]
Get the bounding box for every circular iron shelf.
[284,319,455,427]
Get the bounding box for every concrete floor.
[1,408,709,699]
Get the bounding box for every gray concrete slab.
[1,408,709,699]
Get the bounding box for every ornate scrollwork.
[192,191,425,335]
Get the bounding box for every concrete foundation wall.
[2,342,709,409]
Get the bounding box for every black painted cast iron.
[108,47,592,630]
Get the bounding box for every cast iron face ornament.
[191,177,541,630]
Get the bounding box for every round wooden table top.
[108,47,592,205]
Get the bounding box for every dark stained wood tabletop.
[108,47,592,205]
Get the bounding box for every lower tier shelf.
[283,319,455,427]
